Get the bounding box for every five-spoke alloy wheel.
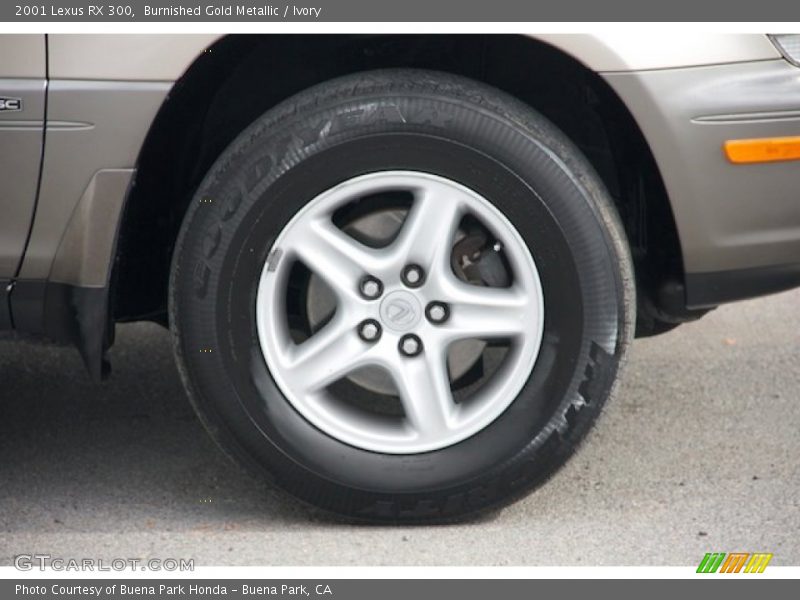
[256,171,544,454]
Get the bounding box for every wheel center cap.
[379,291,422,332]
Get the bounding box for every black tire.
[169,69,635,523]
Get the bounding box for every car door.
[0,35,46,281]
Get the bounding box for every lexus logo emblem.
[380,291,422,332]
[386,300,415,325]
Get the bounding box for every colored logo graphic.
[696,552,773,573]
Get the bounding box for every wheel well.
[113,34,690,333]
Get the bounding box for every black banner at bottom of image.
[2,579,796,600]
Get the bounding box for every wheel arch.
[112,34,689,335]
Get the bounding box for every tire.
[169,69,635,523]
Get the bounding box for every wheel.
[169,69,634,522]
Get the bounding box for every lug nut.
[398,334,423,357]
[358,319,382,342]
[426,301,450,324]
[401,264,425,288]
[359,276,383,300]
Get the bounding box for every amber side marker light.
[724,136,800,164]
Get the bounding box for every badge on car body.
[0,97,22,111]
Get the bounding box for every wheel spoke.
[293,218,381,301]
[390,187,463,277]
[439,280,532,343]
[284,315,373,394]
[392,345,455,440]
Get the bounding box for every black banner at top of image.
[2,0,800,22]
